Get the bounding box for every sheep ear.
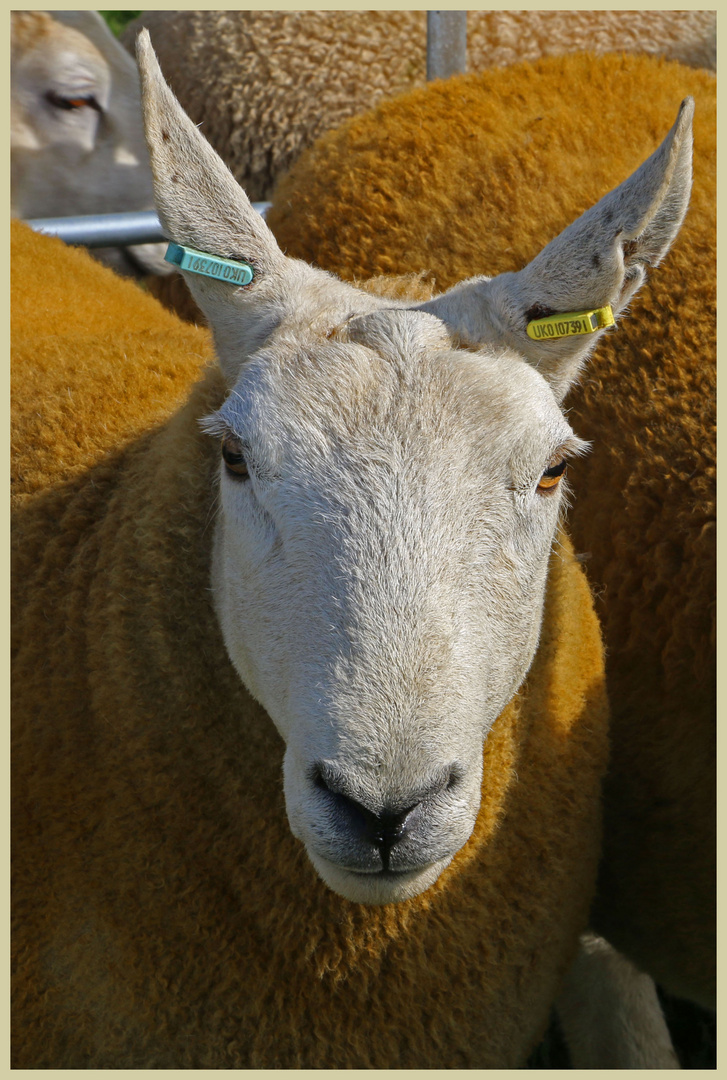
[135,29,292,379]
[420,98,694,401]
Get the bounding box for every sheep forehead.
[22,22,108,80]
[338,306,454,355]
[218,310,572,479]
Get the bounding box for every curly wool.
[122,10,714,203]
[12,221,608,1067]
[266,52,716,1008]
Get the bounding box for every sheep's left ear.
[419,98,693,402]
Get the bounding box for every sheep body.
[122,10,715,201]
[266,52,716,1008]
[11,221,609,1067]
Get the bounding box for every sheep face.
[11,13,168,276]
[136,31,692,904]
[205,308,582,903]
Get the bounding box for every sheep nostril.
[312,766,329,792]
[446,766,463,792]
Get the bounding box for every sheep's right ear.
[419,98,693,402]
[135,29,296,381]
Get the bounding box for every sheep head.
[11,12,168,276]
[137,31,692,905]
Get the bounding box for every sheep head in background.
[11,11,169,278]
[137,32,692,906]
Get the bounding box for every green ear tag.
[526,305,615,341]
[164,242,254,286]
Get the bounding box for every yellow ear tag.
[526,305,615,341]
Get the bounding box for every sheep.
[265,51,716,1013]
[11,34,693,1068]
[11,10,169,278]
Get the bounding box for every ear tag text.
[164,241,254,286]
[526,305,615,341]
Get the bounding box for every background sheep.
[13,9,714,287]
[11,10,168,277]
[11,35,693,1066]
[122,10,715,202]
[266,52,716,1014]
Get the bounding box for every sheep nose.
[319,783,418,866]
[313,763,452,868]
[356,802,415,854]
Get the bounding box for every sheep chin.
[307,851,453,906]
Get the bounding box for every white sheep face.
[206,308,582,903]
[136,29,692,904]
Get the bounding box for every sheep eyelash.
[544,435,591,484]
[199,413,248,473]
[559,434,592,461]
[536,452,583,499]
[508,436,590,498]
[199,411,234,440]
[200,413,282,483]
[45,90,104,114]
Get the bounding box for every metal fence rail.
[27,204,272,248]
[426,11,467,82]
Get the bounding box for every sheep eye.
[221,434,249,479]
[45,90,102,113]
[537,456,567,492]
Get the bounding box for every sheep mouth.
[309,851,453,905]
[317,853,440,878]
[345,867,423,880]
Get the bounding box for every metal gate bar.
[26,204,272,248]
[426,11,467,81]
